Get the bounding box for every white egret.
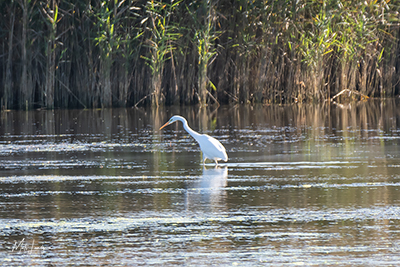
[159,115,228,165]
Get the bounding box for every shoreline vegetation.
[0,0,399,110]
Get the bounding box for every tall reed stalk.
[41,0,58,109]
[18,0,30,110]
[187,0,218,106]
[3,2,15,110]
[141,0,180,106]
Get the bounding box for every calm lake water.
[1,100,400,266]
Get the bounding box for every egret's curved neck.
[179,118,202,140]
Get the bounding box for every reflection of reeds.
[0,1,399,109]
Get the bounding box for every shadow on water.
[0,100,400,265]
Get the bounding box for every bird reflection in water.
[200,166,228,189]
[186,166,228,211]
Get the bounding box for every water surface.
[1,100,400,266]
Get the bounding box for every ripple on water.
[0,141,148,156]
[1,205,400,235]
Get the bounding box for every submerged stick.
[223,90,239,103]
[331,89,369,102]
[134,93,153,108]
[207,91,220,107]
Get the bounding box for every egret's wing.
[208,136,225,151]
[198,134,228,161]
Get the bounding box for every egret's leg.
[214,159,218,165]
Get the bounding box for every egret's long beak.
[159,121,170,130]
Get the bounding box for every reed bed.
[0,0,399,109]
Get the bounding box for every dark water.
[1,100,400,266]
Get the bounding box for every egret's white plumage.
[159,115,228,165]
